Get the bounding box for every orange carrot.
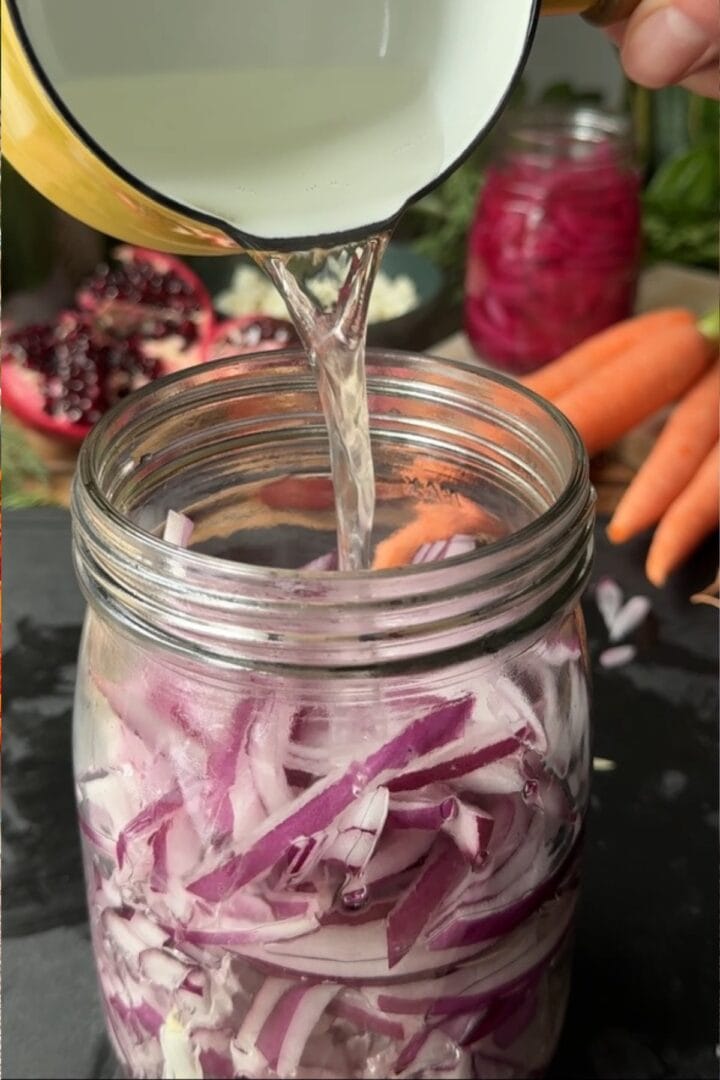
[608,363,720,543]
[645,443,719,587]
[522,308,696,401]
[372,497,503,571]
[554,322,713,457]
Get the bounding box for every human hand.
[607,0,719,98]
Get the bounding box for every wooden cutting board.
[8,262,718,512]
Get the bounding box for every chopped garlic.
[160,1011,202,1080]
[215,264,419,324]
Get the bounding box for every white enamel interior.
[17,0,536,242]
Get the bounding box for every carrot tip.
[646,567,667,588]
[606,522,625,544]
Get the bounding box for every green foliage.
[627,83,718,268]
[3,424,51,508]
[643,144,719,268]
[400,157,486,298]
[536,81,603,107]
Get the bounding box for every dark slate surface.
[2,507,718,1080]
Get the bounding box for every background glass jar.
[71,351,595,1080]
[465,106,642,374]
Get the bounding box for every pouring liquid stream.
[259,233,389,572]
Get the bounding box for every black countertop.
[3,508,718,1080]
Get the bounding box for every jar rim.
[496,104,635,164]
[72,349,595,670]
[78,349,587,579]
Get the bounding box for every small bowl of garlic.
[192,243,444,351]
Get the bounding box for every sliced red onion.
[255,983,339,1075]
[162,509,194,548]
[264,889,321,920]
[232,976,291,1076]
[387,734,522,794]
[323,787,389,874]
[326,788,390,902]
[302,551,339,571]
[128,912,170,950]
[386,840,469,968]
[78,811,116,856]
[492,677,547,752]
[444,803,494,866]
[79,592,589,1078]
[393,1026,464,1076]
[375,891,575,1017]
[608,595,651,643]
[149,819,171,892]
[302,535,476,573]
[246,698,294,814]
[595,576,623,632]
[278,834,330,889]
[138,949,193,991]
[454,811,547,914]
[599,644,637,668]
[198,1047,234,1080]
[109,995,164,1037]
[117,786,183,869]
[538,636,583,665]
[179,912,319,949]
[329,991,406,1041]
[189,696,472,899]
[363,829,437,888]
[102,910,150,970]
[457,757,526,797]
[412,535,476,564]
[429,838,578,950]
[491,987,539,1049]
[387,795,458,831]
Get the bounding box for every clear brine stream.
[259,233,389,571]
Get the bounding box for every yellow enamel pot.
[2,0,237,255]
[3,0,640,257]
[2,0,542,256]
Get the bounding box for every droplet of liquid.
[523,779,539,802]
[342,885,368,910]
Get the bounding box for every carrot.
[372,497,503,571]
[522,309,696,401]
[645,443,719,587]
[554,322,714,457]
[608,363,720,543]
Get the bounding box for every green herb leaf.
[3,424,51,508]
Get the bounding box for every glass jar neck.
[497,106,635,171]
[72,352,594,674]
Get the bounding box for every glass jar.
[465,106,642,374]
[71,350,594,1080]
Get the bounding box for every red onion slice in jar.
[189,696,473,899]
[80,605,586,1077]
[162,509,194,548]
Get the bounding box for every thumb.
[619,0,719,89]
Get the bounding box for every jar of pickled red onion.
[71,351,594,1080]
[465,106,642,374]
